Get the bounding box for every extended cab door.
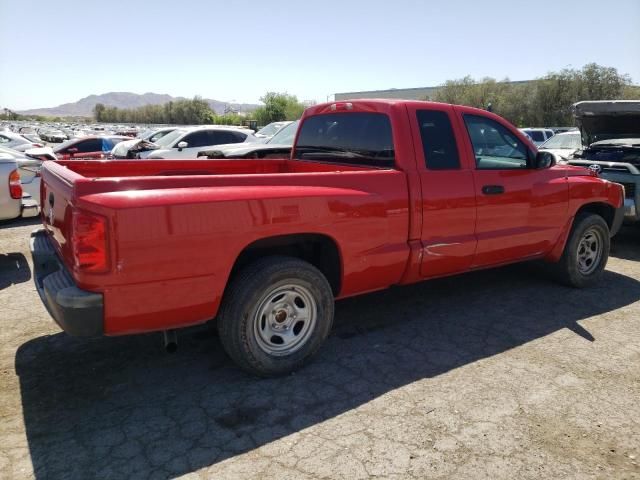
[455,109,568,267]
[406,104,477,278]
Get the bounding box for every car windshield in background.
[154,129,185,147]
[267,120,299,145]
[256,123,283,137]
[525,130,545,142]
[541,133,581,149]
[53,139,78,152]
[294,113,394,167]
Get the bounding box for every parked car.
[567,100,640,224]
[254,121,293,140]
[111,128,179,159]
[520,128,555,146]
[53,136,130,160]
[142,126,258,159]
[0,154,38,221]
[32,99,623,376]
[538,131,582,162]
[198,120,299,159]
[39,129,67,143]
[114,127,139,138]
[0,146,55,206]
[0,131,44,151]
[20,133,44,144]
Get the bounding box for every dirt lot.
[0,218,639,480]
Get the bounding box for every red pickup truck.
[31,100,624,376]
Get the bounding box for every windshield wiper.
[296,145,393,160]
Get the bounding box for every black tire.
[551,213,610,288]
[217,256,334,377]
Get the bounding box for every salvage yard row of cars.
[1,98,633,376]
[0,121,293,221]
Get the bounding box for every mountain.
[17,92,260,117]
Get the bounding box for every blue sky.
[1,0,638,110]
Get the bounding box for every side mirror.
[67,147,79,155]
[534,151,555,169]
[177,141,188,151]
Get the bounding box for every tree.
[93,103,106,122]
[431,63,634,126]
[253,92,306,125]
[92,97,220,124]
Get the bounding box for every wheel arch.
[229,233,343,297]
[574,202,615,230]
[546,201,615,263]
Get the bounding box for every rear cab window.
[294,112,395,167]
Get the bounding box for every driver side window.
[464,115,529,170]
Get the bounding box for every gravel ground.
[0,218,639,480]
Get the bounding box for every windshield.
[267,120,299,145]
[523,130,545,142]
[257,122,287,137]
[154,128,185,147]
[540,133,581,149]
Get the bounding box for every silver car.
[0,153,39,221]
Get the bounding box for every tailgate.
[40,161,84,271]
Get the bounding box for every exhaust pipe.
[163,330,178,353]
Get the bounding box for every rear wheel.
[218,256,334,376]
[551,213,610,287]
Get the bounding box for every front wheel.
[217,256,334,376]
[551,213,610,288]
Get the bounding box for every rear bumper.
[21,197,39,218]
[30,229,104,336]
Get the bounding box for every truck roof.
[305,98,489,116]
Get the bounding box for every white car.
[111,128,177,159]
[0,146,55,207]
[143,126,258,159]
[0,154,39,221]
[0,131,44,152]
[520,128,555,146]
[538,131,582,163]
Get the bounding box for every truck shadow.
[15,265,640,479]
[0,216,41,230]
[0,253,31,290]
[611,225,640,262]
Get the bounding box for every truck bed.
[40,158,411,334]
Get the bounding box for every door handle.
[482,185,505,195]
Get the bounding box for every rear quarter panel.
[76,171,410,335]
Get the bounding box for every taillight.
[8,169,22,199]
[71,210,109,272]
